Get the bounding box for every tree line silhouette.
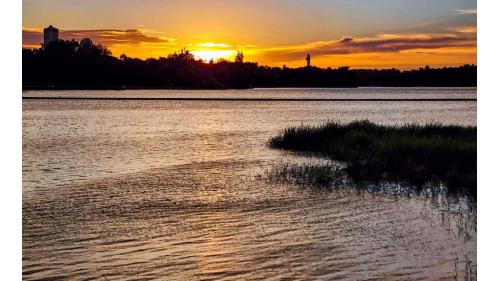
[23,39,476,89]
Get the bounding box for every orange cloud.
[455,26,477,33]
[22,27,173,49]
[254,32,476,64]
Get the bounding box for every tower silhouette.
[43,25,59,46]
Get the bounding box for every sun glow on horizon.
[191,49,236,62]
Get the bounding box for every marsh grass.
[264,162,445,198]
[268,120,476,198]
[263,162,348,187]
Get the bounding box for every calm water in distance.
[23,88,476,280]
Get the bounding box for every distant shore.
[22,85,360,91]
[21,96,477,102]
[23,41,476,90]
[22,85,478,91]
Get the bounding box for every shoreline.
[21,96,477,101]
[22,85,477,91]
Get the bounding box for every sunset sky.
[22,0,477,69]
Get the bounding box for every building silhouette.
[43,25,59,46]
[306,53,311,67]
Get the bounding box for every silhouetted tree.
[22,41,477,89]
[78,43,111,56]
[168,49,195,62]
[235,51,244,63]
[43,39,79,54]
[353,64,477,87]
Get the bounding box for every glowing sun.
[191,50,235,62]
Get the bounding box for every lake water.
[23,88,476,280]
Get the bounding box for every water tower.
[43,25,59,46]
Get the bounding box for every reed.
[263,162,345,187]
[268,120,476,198]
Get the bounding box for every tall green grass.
[268,120,476,198]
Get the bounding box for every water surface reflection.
[23,88,476,280]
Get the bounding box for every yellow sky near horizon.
[22,27,477,69]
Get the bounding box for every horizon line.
[21,97,477,102]
[22,44,477,71]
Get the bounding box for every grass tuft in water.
[264,162,347,187]
[268,120,476,198]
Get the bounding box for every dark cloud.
[23,28,170,48]
[22,28,43,47]
[339,37,354,43]
[258,33,476,62]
